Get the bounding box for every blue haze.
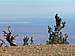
[0,0,74,44]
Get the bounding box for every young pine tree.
[47,14,69,44]
[23,35,29,45]
[3,25,17,46]
[30,36,34,45]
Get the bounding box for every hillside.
[0,45,75,56]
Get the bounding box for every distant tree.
[46,14,69,44]
[3,25,17,46]
[23,35,29,45]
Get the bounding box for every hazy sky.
[0,0,75,20]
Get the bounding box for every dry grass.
[0,44,75,56]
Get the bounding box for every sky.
[0,0,75,44]
[0,0,75,20]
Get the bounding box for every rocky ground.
[0,44,75,56]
